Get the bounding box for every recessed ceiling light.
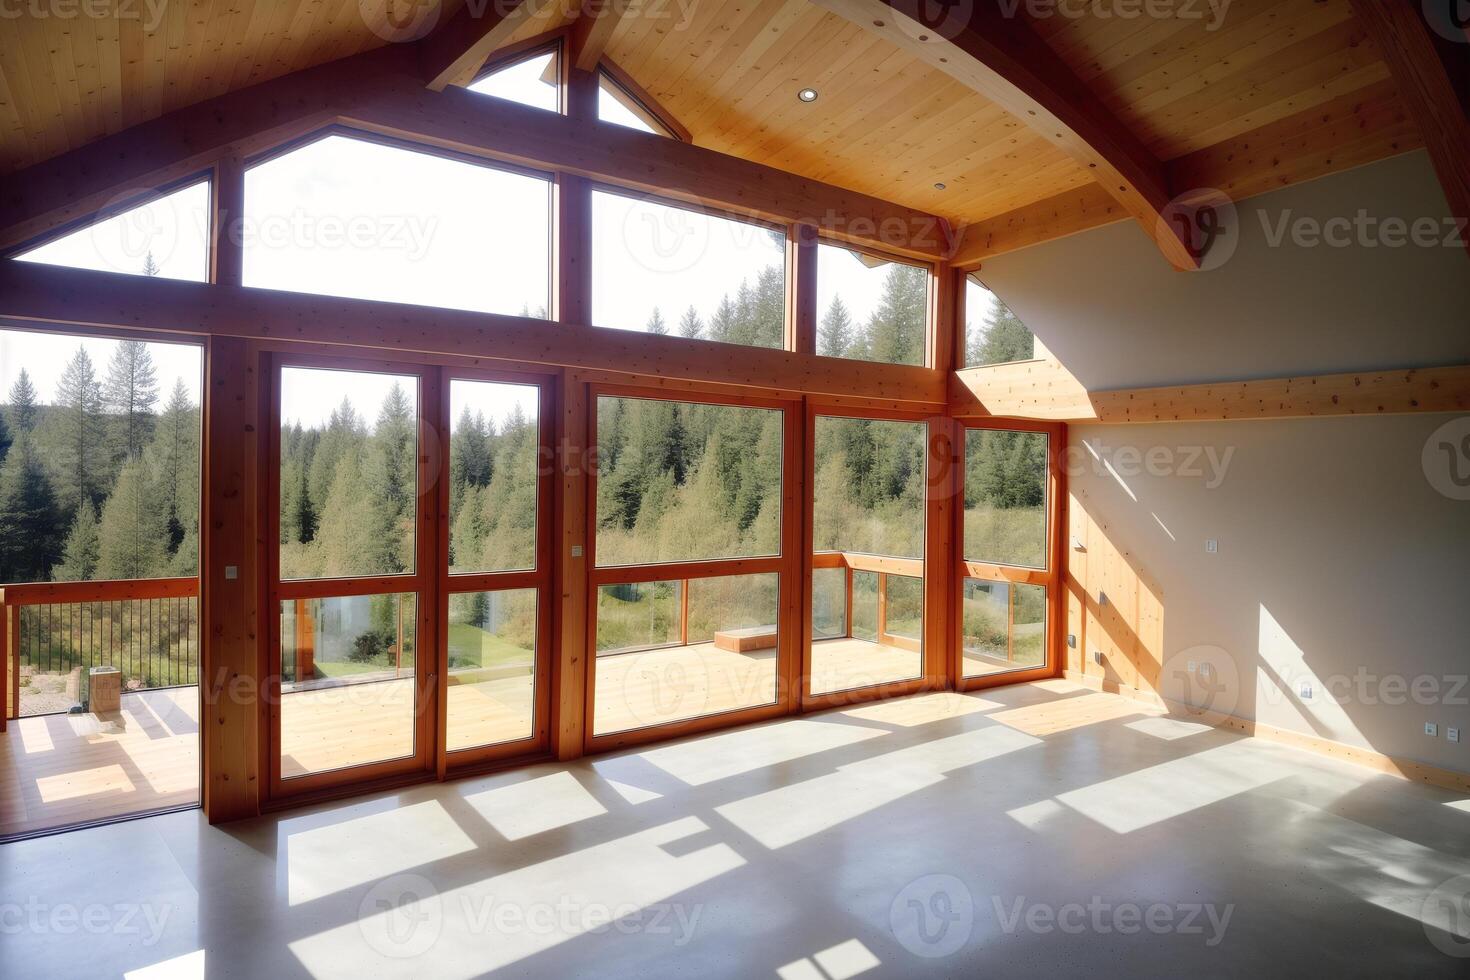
[934,182,947,190]
[797,88,819,103]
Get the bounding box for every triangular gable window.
[965,274,1036,366]
[467,48,560,112]
[15,181,210,282]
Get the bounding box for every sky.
[280,368,538,430]
[0,328,203,410]
[7,49,941,426]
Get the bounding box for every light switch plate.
[1299,682,1313,700]
[1206,539,1218,554]
[1449,728,1461,743]
[1093,650,1104,665]
[1426,722,1439,737]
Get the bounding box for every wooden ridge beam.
[812,0,1198,269]
[1347,0,1470,257]
[0,260,946,405]
[421,0,551,91]
[0,44,949,261]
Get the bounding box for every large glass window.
[961,579,1047,678]
[809,415,926,696]
[595,396,783,566]
[964,428,1048,569]
[15,181,210,283]
[449,379,541,574]
[965,275,1035,367]
[447,589,538,752]
[279,592,417,777]
[244,134,552,316]
[593,572,779,736]
[815,244,928,366]
[279,367,419,580]
[591,191,786,347]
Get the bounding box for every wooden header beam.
[813,0,1199,269]
[571,0,627,72]
[0,260,946,405]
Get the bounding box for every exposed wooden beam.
[420,0,551,91]
[1348,0,1470,257]
[0,260,947,405]
[951,356,1470,422]
[952,80,1423,267]
[812,0,1198,269]
[0,45,949,261]
[570,0,627,73]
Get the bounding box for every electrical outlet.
[1099,591,1109,606]
[1093,650,1104,666]
[1299,682,1313,700]
[1067,633,1077,649]
[1426,722,1439,737]
[1449,728,1461,743]
[1206,539,1218,554]
[1188,660,1197,674]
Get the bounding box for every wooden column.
[925,415,960,688]
[551,371,589,759]
[211,155,245,287]
[201,335,262,823]
[787,223,818,355]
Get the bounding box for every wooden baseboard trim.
[1061,670,1470,794]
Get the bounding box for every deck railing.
[1,577,199,721]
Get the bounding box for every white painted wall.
[977,151,1470,772]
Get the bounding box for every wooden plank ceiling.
[0,0,1419,233]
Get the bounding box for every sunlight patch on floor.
[36,763,134,803]
[603,778,663,805]
[989,692,1152,737]
[288,817,744,979]
[1056,740,1297,833]
[639,719,888,787]
[462,770,607,841]
[286,799,476,906]
[1126,716,1212,741]
[123,950,206,980]
[778,938,881,979]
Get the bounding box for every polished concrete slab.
[3,680,1469,979]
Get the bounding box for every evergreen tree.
[53,346,108,516]
[142,251,160,277]
[968,298,1034,365]
[150,379,199,558]
[7,369,39,434]
[818,296,855,357]
[645,308,670,335]
[866,264,928,365]
[54,502,101,582]
[677,306,704,340]
[0,407,9,466]
[104,339,161,461]
[97,459,168,579]
[0,435,64,582]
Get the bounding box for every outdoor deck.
[1,637,927,838]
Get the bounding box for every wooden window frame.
[438,367,558,773]
[801,401,943,711]
[952,417,1066,692]
[812,237,938,369]
[582,383,803,752]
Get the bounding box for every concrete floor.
[3,680,1469,979]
